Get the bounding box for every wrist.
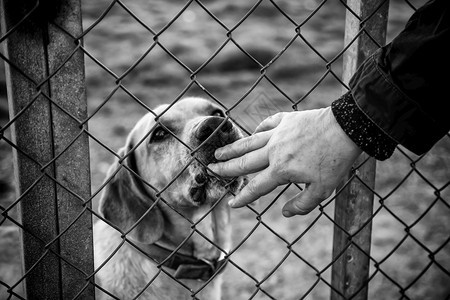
[323,106,363,159]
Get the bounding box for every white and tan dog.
[94,97,245,299]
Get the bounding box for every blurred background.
[1,0,449,299]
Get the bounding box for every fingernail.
[209,163,219,173]
[282,210,293,218]
[206,166,214,175]
[228,199,236,208]
[215,149,222,159]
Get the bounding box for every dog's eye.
[150,127,169,143]
[212,110,225,117]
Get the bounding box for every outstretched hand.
[208,107,362,217]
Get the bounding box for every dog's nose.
[195,117,233,143]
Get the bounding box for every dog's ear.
[98,144,164,244]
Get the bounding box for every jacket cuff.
[331,91,397,161]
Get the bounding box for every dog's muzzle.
[195,116,233,141]
[194,116,237,164]
[188,116,241,204]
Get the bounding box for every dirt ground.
[1,0,449,299]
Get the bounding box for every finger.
[215,131,271,161]
[254,112,285,133]
[228,169,279,208]
[208,147,269,178]
[281,184,331,217]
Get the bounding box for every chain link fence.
[1,0,449,299]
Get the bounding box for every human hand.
[208,107,362,217]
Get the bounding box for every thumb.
[281,184,329,217]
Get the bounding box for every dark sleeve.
[332,0,450,158]
[332,92,397,160]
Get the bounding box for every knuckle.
[272,164,287,179]
[272,112,283,119]
[245,180,258,197]
[292,199,309,212]
[238,155,248,171]
[311,187,332,202]
[275,112,286,121]
[242,136,254,150]
[265,114,276,125]
[229,137,249,154]
[272,158,290,179]
[267,142,279,156]
[262,113,276,125]
[211,163,223,174]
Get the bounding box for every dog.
[94,97,245,299]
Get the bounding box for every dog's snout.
[195,117,233,143]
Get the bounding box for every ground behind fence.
[1,0,449,299]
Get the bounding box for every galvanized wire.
[0,0,448,299]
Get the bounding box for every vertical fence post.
[331,0,389,299]
[0,0,94,299]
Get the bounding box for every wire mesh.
[0,0,449,299]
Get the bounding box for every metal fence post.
[0,0,94,298]
[331,0,389,299]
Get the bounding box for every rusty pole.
[0,0,94,298]
[331,0,389,299]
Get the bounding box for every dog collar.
[135,242,228,281]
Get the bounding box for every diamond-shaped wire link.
[0,0,448,299]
